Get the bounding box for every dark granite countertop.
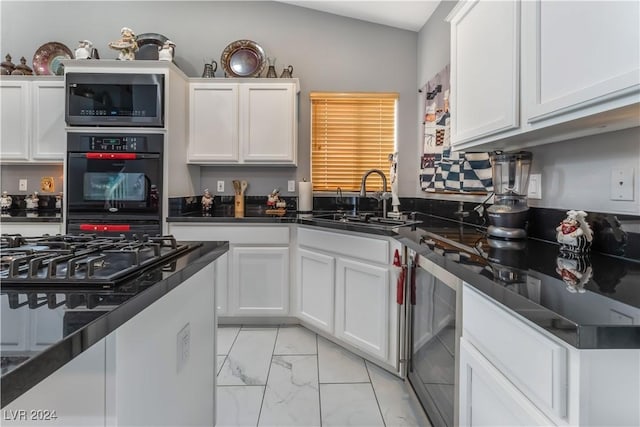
[0,240,229,408]
[1,211,62,222]
[168,212,640,349]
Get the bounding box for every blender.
[486,151,533,239]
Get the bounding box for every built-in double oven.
[64,71,165,237]
[66,133,163,237]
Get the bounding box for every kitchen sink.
[310,213,422,229]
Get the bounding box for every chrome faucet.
[359,169,390,218]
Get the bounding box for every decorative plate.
[32,42,73,75]
[221,39,266,77]
[135,33,170,60]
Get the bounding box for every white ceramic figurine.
[556,210,593,253]
[158,40,175,61]
[109,27,138,60]
[75,40,93,59]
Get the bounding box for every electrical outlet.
[176,323,190,373]
[19,179,27,192]
[288,180,295,192]
[527,174,542,200]
[217,180,225,192]
[610,168,634,201]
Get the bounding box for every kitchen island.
[1,239,228,426]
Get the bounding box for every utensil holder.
[234,195,244,218]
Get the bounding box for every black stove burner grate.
[0,234,191,288]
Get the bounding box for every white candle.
[298,181,313,212]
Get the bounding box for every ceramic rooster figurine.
[556,210,593,253]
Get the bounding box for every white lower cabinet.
[297,248,335,333]
[335,257,389,360]
[461,282,640,427]
[296,226,400,369]
[0,222,62,236]
[229,246,289,316]
[459,338,554,427]
[167,224,291,318]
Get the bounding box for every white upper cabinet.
[447,0,640,151]
[0,77,65,163]
[31,79,66,161]
[187,79,298,165]
[188,83,239,163]
[1,79,30,161]
[522,0,640,126]
[448,0,521,146]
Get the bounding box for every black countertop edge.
[173,215,639,350]
[167,215,297,223]
[0,215,62,223]
[0,241,229,409]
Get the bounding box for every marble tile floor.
[216,325,431,427]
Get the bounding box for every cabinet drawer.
[168,224,289,245]
[462,285,567,419]
[298,227,389,264]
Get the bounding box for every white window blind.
[310,92,398,192]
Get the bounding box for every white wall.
[0,0,420,198]
[416,1,640,215]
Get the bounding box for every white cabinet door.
[188,83,239,163]
[297,248,335,333]
[215,251,229,316]
[459,338,555,427]
[1,296,29,352]
[0,80,30,161]
[31,80,65,161]
[230,246,289,316]
[0,222,62,236]
[335,257,389,360]
[240,83,296,164]
[523,0,640,125]
[448,0,520,146]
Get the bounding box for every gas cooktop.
[0,234,192,289]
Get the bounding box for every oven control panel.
[68,133,163,153]
[89,136,144,151]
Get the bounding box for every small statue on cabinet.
[75,40,94,59]
[267,189,286,209]
[1,54,15,75]
[201,188,214,213]
[556,210,593,253]
[158,40,175,61]
[108,27,138,61]
[1,191,12,211]
[25,192,39,210]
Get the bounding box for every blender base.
[487,225,527,239]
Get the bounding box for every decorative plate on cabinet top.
[32,41,73,75]
[221,39,266,77]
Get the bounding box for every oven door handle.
[86,153,137,160]
[80,224,131,232]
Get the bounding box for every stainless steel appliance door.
[65,72,164,127]
[407,255,461,427]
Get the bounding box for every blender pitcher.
[486,151,533,239]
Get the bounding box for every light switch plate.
[288,180,295,192]
[610,168,634,201]
[217,181,225,192]
[19,179,27,192]
[527,174,542,200]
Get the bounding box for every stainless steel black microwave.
[65,72,164,127]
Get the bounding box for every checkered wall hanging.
[419,64,493,193]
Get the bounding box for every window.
[310,92,398,192]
